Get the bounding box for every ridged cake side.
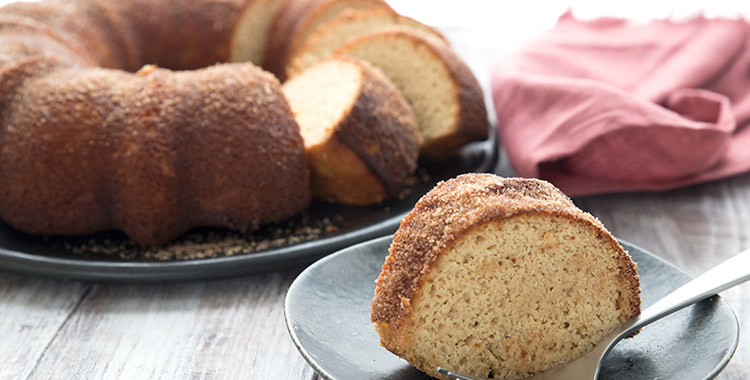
[0,64,309,245]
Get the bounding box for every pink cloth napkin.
[491,12,750,196]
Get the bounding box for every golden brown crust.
[0,64,310,245]
[306,134,389,205]
[371,174,641,335]
[0,15,98,68]
[0,0,490,246]
[90,0,251,70]
[415,32,488,158]
[283,56,418,205]
[263,0,388,80]
[161,65,310,241]
[334,28,489,157]
[1,0,130,69]
[78,0,143,71]
[334,57,419,197]
[0,0,318,245]
[0,16,95,119]
[1,0,258,71]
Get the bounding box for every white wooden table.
[1,16,749,380]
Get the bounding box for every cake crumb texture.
[371,173,641,379]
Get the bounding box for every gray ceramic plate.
[0,129,497,282]
[285,236,739,380]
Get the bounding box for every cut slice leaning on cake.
[333,28,489,158]
[285,7,447,79]
[282,56,420,205]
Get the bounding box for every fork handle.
[618,248,750,337]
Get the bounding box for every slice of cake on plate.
[372,173,641,379]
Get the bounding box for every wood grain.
[17,267,317,380]
[0,276,90,379]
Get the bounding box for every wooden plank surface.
[14,268,317,380]
[0,277,90,379]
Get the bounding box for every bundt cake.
[282,57,420,205]
[371,174,641,380]
[0,0,134,69]
[334,28,489,158]
[0,0,316,246]
[0,0,491,247]
[285,7,446,79]
[1,64,309,246]
[263,0,390,80]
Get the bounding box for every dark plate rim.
[0,217,396,282]
[284,235,740,380]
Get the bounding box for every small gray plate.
[285,236,739,380]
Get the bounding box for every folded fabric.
[491,12,750,196]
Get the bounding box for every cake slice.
[263,0,389,80]
[285,7,446,79]
[334,28,489,158]
[282,57,420,205]
[371,173,641,380]
[229,0,287,65]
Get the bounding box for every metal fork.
[438,248,750,380]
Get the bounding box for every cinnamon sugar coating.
[0,63,309,245]
[0,0,313,245]
[0,0,490,247]
[372,173,640,328]
[371,174,641,379]
[332,57,420,197]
